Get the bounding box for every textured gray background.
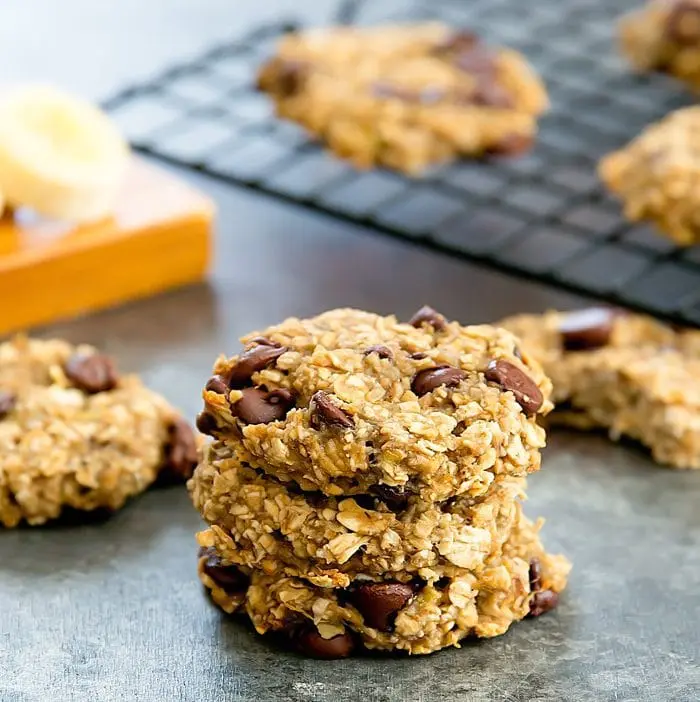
[1,2,700,701]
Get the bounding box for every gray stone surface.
[1,2,700,700]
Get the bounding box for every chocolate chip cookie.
[196,307,553,503]
[0,336,198,526]
[600,107,700,246]
[189,307,569,657]
[191,441,528,586]
[196,506,570,655]
[620,0,700,92]
[501,308,700,468]
[257,24,548,174]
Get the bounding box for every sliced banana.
[0,85,129,222]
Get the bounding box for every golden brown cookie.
[0,336,198,526]
[501,308,700,468]
[258,24,548,174]
[196,307,553,503]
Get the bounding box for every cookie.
[196,307,553,503]
[619,0,700,92]
[600,107,700,246]
[500,308,700,468]
[0,337,198,527]
[196,508,570,656]
[257,24,548,174]
[191,440,527,587]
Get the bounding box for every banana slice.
[0,85,129,222]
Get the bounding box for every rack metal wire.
[103,0,700,325]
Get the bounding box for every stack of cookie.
[190,308,570,657]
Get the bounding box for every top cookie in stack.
[190,308,569,657]
[196,307,552,503]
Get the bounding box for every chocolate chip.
[64,353,119,394]
[352,494,377,511]
[195,410,218,435]
[205,374,229,394]
[528,589,560,617]
[0,391,16,419]
[488,132,534,156]
[229,344,288,389]
[410,352,428,360]
[348,582,416,631]
[471,81,513,108]
[275,60,308,97]
[411,365,466,397]
[309,391,354,430]
[294,626,355,659]
[233,386,295,425]
[455,47,498,77]
[434,29,480,55]
[484,359,543,415]
[363,345,393,360]
[529,558,542,592]
[667,2,700,43]
[435,576,451,591]
[162,418,198,481]
[201,547,249,594]
[559,308,615,351]
[409,305,448,331]
[370,483,412,511]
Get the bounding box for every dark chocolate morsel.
[528,589,560,617]
[484,359,543,415]
[347,582,416,631]
[529,558,543,592]
[309,391,354,430]
[411,365,466,397]
[0,391,16,419]
[205,375,229,394]
[233,387,295,425]
[363,345,393,360]
[229,344,288,389]
[559,308,615,351]
[64,353,119,394]
[162,418,199,481]
[201,547,249,594]
[408,305,448,331]
[293,627,355,659]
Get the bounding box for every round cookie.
[196,307,553,503]
[196,512,570,657]
[257,23,548,174]
[0,336,198,527]
[191,440,526,587]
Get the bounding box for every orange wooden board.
[0,158,214,334]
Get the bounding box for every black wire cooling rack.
[104,0,700,325]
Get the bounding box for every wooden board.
[0,158,214,334]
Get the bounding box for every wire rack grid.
[103,0,700,326]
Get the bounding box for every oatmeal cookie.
[0,337,198,526]
[619,0,700,91]
[257,24,548,174]
[500,308,700,468]
[600,107,700,245]
[196,512,570,656]
[191,440,527,587]
[196,307,553,503]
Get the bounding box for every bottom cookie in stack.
[191,445,570,657]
